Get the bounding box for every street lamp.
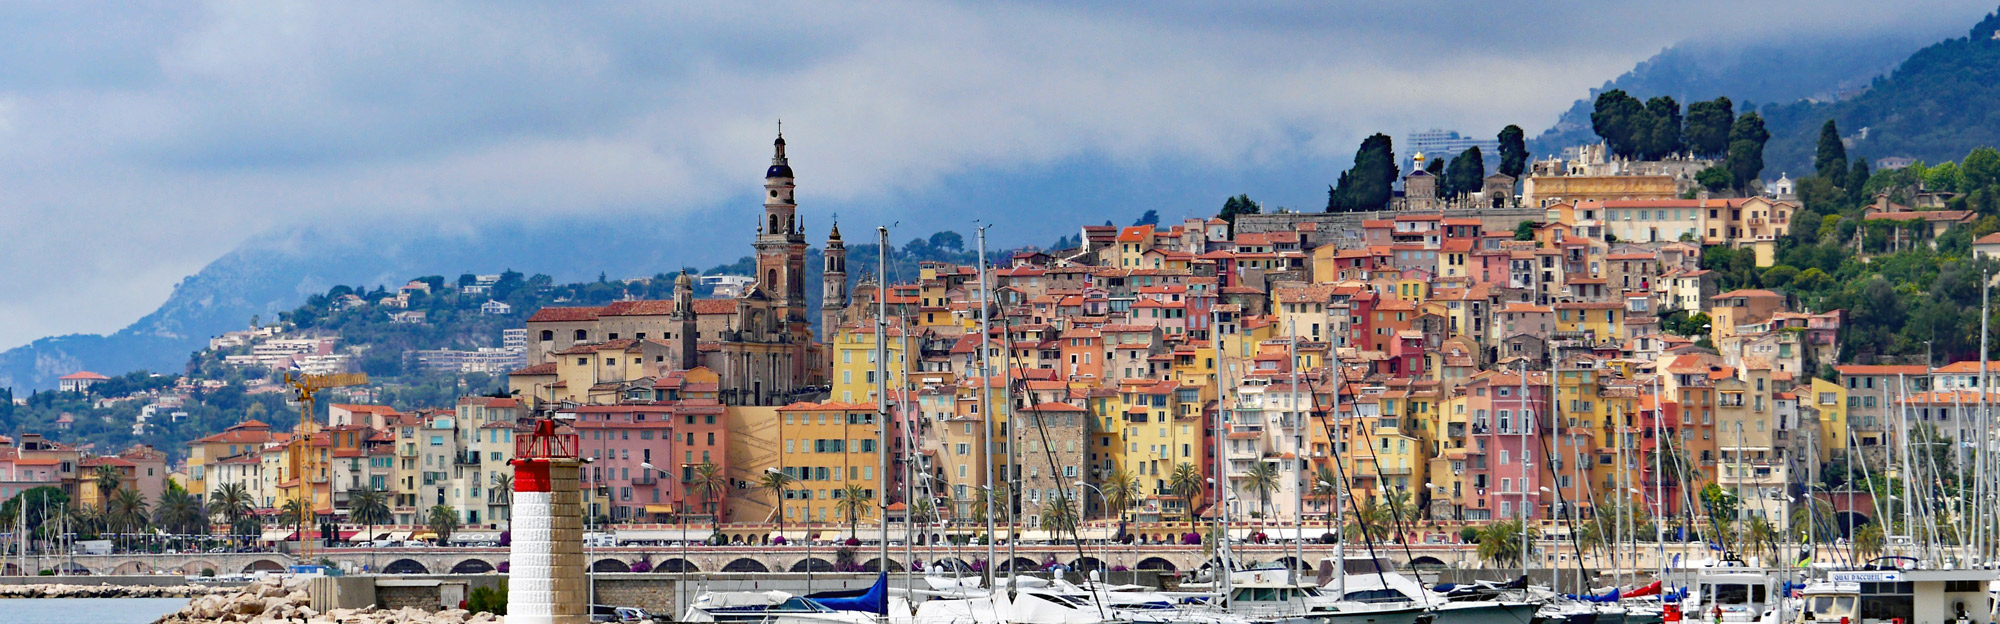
[1075,481,1109,577]
[643,461,691,615]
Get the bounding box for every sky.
[0,0,1992,350]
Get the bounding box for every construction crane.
[283,371,367,560]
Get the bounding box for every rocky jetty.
[0,582,231,599]
[150,580,496,624]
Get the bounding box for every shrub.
[466,581,508,616]
[1181,532,1201,545]
[496,561,510,573]
[771,536,787,545]
[844,537,861,547]
[628,559,653,573]
[201,568,216,577]
[38,570,53,576]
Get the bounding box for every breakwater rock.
[0,582,230,599]
[151,580,497,624]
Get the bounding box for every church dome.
[767,163,793,178]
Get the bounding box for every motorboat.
[682,591,883,624]
[1176,567,1426,624]
[1337,571,1537,624]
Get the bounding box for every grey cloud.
[0,0,1990,349]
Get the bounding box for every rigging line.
[1000,313,1104,619]
[1306,354,1400,597]
[1315,352,1428,602]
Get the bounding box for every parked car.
[589,605,652,623]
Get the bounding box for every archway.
[931,557,973,573]
[1068,556,1104,572]
[790,557,835,572]
[111,561,153,575]
[1836,512,1872,538]
[243,559,287,574]
[382,559,429,574]
[180,560,220,576]
[1408,555,1447,569]
[1136,557,1177,572]
[722,558,770,573]
[592,559,631,573]
[861,558,904,572]
[451,559,495,574]
[656,559,700,573]
[54,562,90,575]
[998,556,1039,573]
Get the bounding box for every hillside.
[1529,30,1946,158]
[1761,10,2000,174]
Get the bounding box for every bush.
[771,536,787,545]
[466,581,508,616]
[1181,532,1201,545]
[37,570,53,576]
[1459,526,1482,543]
[628,559,653,573]
[201,568,216,577]
[496,561,510,573]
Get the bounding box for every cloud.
[0,0,1990,349]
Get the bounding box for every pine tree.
[1815,120,1849,181]
[1497,125,1528,178]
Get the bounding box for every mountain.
[1760,10,2000,174]
[1529,29,1952,158]
[0,211,751,392]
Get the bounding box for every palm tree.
[1853,522,1885,559]
[1382,488,1417,538]
[1039,494,1079,540]
[1102,467,1141,538]
[348,488,393,544]
[278,497,310,544]
[1311,467,1339,540]
[92,465,122,508]
[686,461,729,531]
[107,488,150,550]
[209,483,255,545]
[758,470,797,535]
[153,482,206,540]
[1789,498,1838,546]
[1476,520,1529,568]
[426,505,461,544]
[1742,516,1777,558]
[836,484,871,538]
[1244,461,1281,519]
[1168,462,1205,532]
[1346,495,1393,542]
[489,474,513,519]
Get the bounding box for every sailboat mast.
[974,226,997,589]
[1652,373,1665,581]
[875,227,891,578]
[1290,322,1303,586]
[1519,357,1531,585]
[1214,312,1232,599]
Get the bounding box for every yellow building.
[1555,302,1625,343]
[1117,380,1199,523]
[1808,378,1848,462]
[548,339,674,404]
[830,322,917,404]
[774,402,884,528]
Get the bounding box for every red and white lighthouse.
[509,419,585,624]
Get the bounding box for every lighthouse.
[508,419,586,624]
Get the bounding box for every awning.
[1262,528,1328,541]
[771,530,812,540]
[615,528,714,543]
[1018,530,1053,542]
[260,529,292,541]
[411,531,438,540]
[1070,526,1118,540]
[381,531,412,541]
[449,531,501,543]
[643,504,678,514]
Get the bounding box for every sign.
[1828,571,1901,583]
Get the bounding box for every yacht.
[1331,562,1537,624]
[1796,566,1998,624]
[682,591,885,624]
[1177,567,1426,624]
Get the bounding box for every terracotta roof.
[691,299,737,315]
[1835,365,1929,376]
[509,362,558,376]
[527,306,602,322]
[600,300,677,316]
[58,371,109,381]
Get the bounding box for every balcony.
[631,472,658,486]
[455,451,482,466]
[1378,465,1414,475]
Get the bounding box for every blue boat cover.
[810,572,888,615]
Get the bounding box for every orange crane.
[283,371,367,560]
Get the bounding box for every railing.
[631,472,658,486]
